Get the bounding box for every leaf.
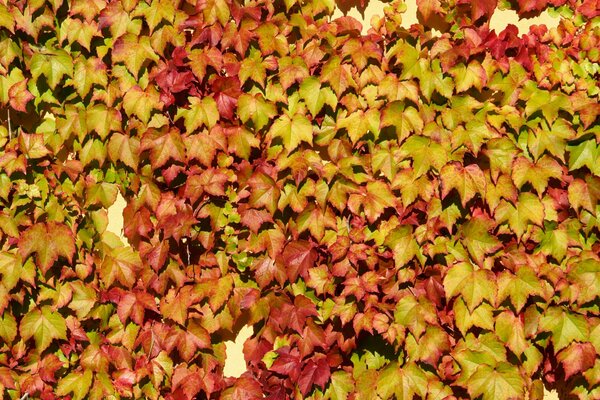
[297,358,330,395]
[495,311,528,356]
[237,93,277,131]
[348,181,396,224]
[326,370,354,400]
[384,225,419,268]
[320,55,356,97]
[85,182,118,208]
[8,78,33,112]
[460,216,502,266]
[100,245,141,288]
[18,222,76,274]
[278,56,309,90]
[511,156,562,195]
[567,139,599,174]
[440,162,486,207]
[399,135,447,178]
[337,109,380,144]
[443,262,496,312]
[567,258,600,305]
[142,0,176,34]
[417,0,443,23]
[56,369,93,400]
[538,307,589,351]
[108,133,140,169]
[112,33,159,78]
[140,127,186,169]
[211,76,242,120]
[494,193,545,239]
[122,85,162,124]
[269,113,313,152]
[467,363,525,400]
[299,77,338,117]
[376,362,427,400]
[556,342,595,380]
[248,170,280,214]
[30,49,73,90]
[221,376,262,400]
[279,240,317,282]
[71,56,108,98]
[497,266,543,313]
[0,312,16,343]
[20,305,67,353]
[380,101,424,142]
[450,60,487,93]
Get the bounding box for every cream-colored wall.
[106,2,562,396]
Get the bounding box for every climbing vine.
[0,0,599,398]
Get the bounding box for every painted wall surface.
[104,2,563,398]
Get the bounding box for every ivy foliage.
[0,0,599,398]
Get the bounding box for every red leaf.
[9,79,34,112]
[18,222,76,274]
[211,76,242,120]
[240,206,274,234]
[271,350,302,381]
[279,240,317,282]
[222,376,262,400]
[297,357,331,395]
[557,342,596,380]
[252,257,287,288]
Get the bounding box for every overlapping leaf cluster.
[0,0,599,398]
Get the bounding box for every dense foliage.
[0,0,599,398]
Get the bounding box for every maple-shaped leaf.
[386,40,421,79]
[325,371,355,400]
[252,256,286,288]
[511,155,563,195]
[467,362,524,400]
[185,128,226,167]
[8,78,33,112]
[440,162,486,207]
[141,0,175,34]
[248,170,280,214]
[320,55,357,98]
[226,125,261,159]
[405,326,451,366]
[56,369,93,400]
[99,245,141,288]
[469,0,497,22]
[495,193,545,239]
[279,240,317,282]
[140,127,186,169]
[122,85,162,124]
[108,132,140,169]
[221,376,263,400]
[380,101,424,142]
[450,60,487,93]
[188,47,223,81]
[539,307,589,351]
[416,0,444,24]
[567,139,599,174]
[112,33,159,78]
[211,76,242,120]
[269,113,313,152]
[376,362,427,400]
[239,48,275,88]
[238,93,277,131]
[0,4,15,33]
[494,311,528,356]
[0,312,16,344]
[399,135,447,178]
[522,83,572,123]
[454,298,495,335]
[567,258,600,305]
[18,222,75,274]
[20,305,67,353]
[278,56,309,90]
[444,261,496,312]
[419,59,454,101]
[298,357,330,395]
[556,342,595,380]
[117,290,159,325]
[384,225,419,268]
[497,265,544,313]
[85,181,118,208]
[341,38,382,71]
[460,216,502,266]
[29,48,73,90]
[337,109,380,144]
[394,295,438,338]
[176,96,219,133]
[299,77,338,117]
[348,181,396,224]
[240,207,274,234]
[60,17,100,51]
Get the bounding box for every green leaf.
[108,133,140,169]
[440,162,486,207]
[495,311,528,356]
[450,60,487,93]
[497,266,544,313]
[495,193,545,239]
[394,295,437,338]
[0,312,17,343]
[56,369,93,400]
[539,307,589,351]
[384,225,419,268]
[20,305,67,353]
[467,362,525,400]
[85,182,118,208]
[337,109,380,144]
[122,85,162,124]
[326,370,354,400]
[141,0,176,34]
[443,261,496,312]
[381,101,424,142]
[461,217,502,266]
[30,49,73,90]
[399,135,447,178]
[453,297,494,335]
[269,113,313,152]
[567,139,599,174]
[299,76,338,117]
[376,362,427,400]
[112,33,159,78]
[511,155,562,195]
[176,96,219,133]
[238,93,277,131]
